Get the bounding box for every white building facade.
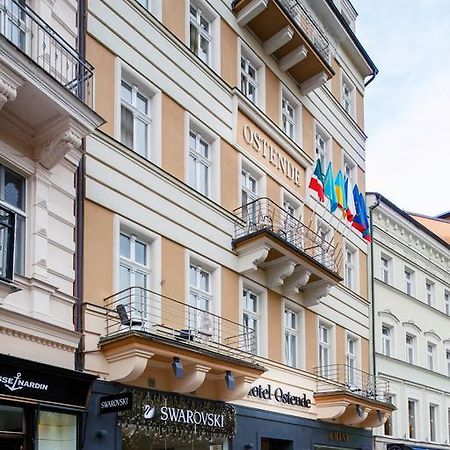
[370,194,450,450]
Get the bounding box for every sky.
[351,0,450,216]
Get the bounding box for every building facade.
[369,194,450,450]
[0,0,102,448]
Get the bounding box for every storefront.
[0,354,95,450]
[84,381,236,450]
[231,404,373,450]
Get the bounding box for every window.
[241,168,258,223]
[430,404,437,442]
[315,129,328,169]
[37,411,78,450]
[281,95,296,140]
[341,77,354,116]
[2,0,27,52]
[345,335,358,386]
[317,222,332,267]
[188,130,211,197]
[343,157,356,185]
[190,4,211,65]
[408,399,417,439]
[448,408,450,443]
[404,268,414,296]
[0,165,25,275]
[426,280,435,306]
[445,290,450,315]
[380,255,390,283]
[318,323,331,375]
[242,288,259,355]
[189,264,212,331]
[282,194,300,245]
[120,80,151,158]
[119,232,150,319]
[405,333,416,364]
[384,395,394,435]
[240,55,258,104]
[427,342,436,371]
[284,308,298,368]
[382,325,392,357]
[446,349,450,376]
[344,246,356,290]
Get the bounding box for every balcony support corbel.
[300,71,328,95]
[263,26,294,54]
[237,245,270,273]
[338,404,370,426]
[0,69,21,109]
[171,364,211,394]
[303,282,332,306]
[265,258,296,287]
[283,267,312,295]
[105,349,154,383]
[316,400,349,421]
[359,409,389,428]
[236,0,268,26]
[280,46,307,71]
[218,375,257,401]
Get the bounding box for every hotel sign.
[242,124,302,187]
[247,384,312,408]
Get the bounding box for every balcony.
[98,287,265,400]
[233,198,341,305]
[0,0,102,168]
[314,364,395,428]
[233,0,334,94]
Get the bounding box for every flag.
[324,162,338,213]
[335,170,346,212]
[345,178,356,223]
[359,193,372,242]
[308,160,325,201]
[352,184,366,233]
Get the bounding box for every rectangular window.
[188,130,211,197]
[190,4,211,65]
[189,264,212,332]
[240,56,258,104]
[445,290,450,315]
[344,247,355,290]
[447,349,450,376]
[430,404,437,442]
[318,324,330,376]
[427,342,436,370]
[317,222,331,267]
[341,78,354,115]
[284,308,298,368]
[381,256,390,283]
[426,281,435,306]
[343,157,355,185]
[448,408,450,443]
[345,336,358,386]
[0,165,26,275]
[282,197,298,245]
[408,399,417,439]
[382,325,391,357]
[37,411,77,450]
[384,395,394,435]
[241,169,258,223]
[281,96,295,140]
[242,288,259,355]
[405,333,415,364]
[120,80,151,158]
[315,131,327,169]
[404,268,414,296]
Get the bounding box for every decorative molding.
[283,266,312,295]
[264,258,296,287]
[300,71,328,96]
[263,26,293,55]
[218,375,257,401]
[424,330,441,342]
[105,348,154,382]
[236,0,268,26]
[279,46,307,71]
[303,282,332,306]
[171,364,211,394]
[236,245,270,273]
[0,69,21,109]
[0,325,76,352]
[377,309,400,324]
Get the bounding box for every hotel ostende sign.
[242,124,302,187]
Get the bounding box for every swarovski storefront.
[0,354,95,450]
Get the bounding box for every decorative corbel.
[338,404,370,426]
[265,258,296,287]
[0,70,21,109]
[105,349,154,382]
[237,245,270,273]
[218,375,257,401]
[303,282,332,307]
[283,267,312,295]
[359,409,390,428]
[171,364,211,393]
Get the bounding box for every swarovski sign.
[143,404,225,427]
[0,372,48,392]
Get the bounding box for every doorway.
[261,438,293,450]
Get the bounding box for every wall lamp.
[225,370,235,390]
[171,357,184,378]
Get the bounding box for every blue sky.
[352,0,450,216]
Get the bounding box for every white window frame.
[242,287,260,356]
[345,333,359,387]
[239,44,264,108]
[343,155,356,186]
[429,404,438,442]
[188,262,213,332]
[408,398,418,439]
[446,348,450,377]
[344,243,358,292]
[445,290,450,316]
[134,0,162,19]
[316,219,332,267]
[188,129,211,197]
[318,321,333,376]
[281,88,301,144]
[384,394,395,436]
[116,63,161,165]
[281,190,302,246]
[341,73,355,117]
[381,324,392,357]
[405,333,416,365]
[380,254,391,284]
[189,3,211,65]
[426,280,435,307]
[314,124,330,170]
[239,159,265,217]
[284,307,299,368]
[404,267,415,297]
[427,341,436,371]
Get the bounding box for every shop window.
[384,395,394,435]
[37,411,77,450]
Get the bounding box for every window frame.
[318,322,332,376]
[239,45,264,108]
[344,243,357,291]
[429,404,438,442]
[188,129,212,197]
[314,124,330,171]
[408,398,417,439]
[284,306,299,368]
[380,254,391,284]
[345,333,359,386]
[189,3,212,65]
[425,280,435,307]
[427,341,436,371]
[445,290,450,316]
[242,287,260,356]
[280,88,301,144]
[404,267,415,297]
[381,324,392,357]
[341,73,355,117]
[405,333,416,365]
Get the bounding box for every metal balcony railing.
[233,198,338,274]
[278,0,330,63]
[0,0,94,106]
[314,364,391,403]
[0,205,15,282]
[104,287,257,363]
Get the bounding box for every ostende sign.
[247,384,312,408]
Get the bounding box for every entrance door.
[261,438,293,450]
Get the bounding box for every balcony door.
[241,169,258,226]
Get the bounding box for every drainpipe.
[367,193,381,378]
[74,0,87,371]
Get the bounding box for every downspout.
[364,67,379,87]
[74,0,87,371]
[367,193,381,378]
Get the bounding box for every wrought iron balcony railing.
[104,287,257,363]
[278,0,330,63]
[314,364,391,403]
[0,0,94,105]
[233,198,338,274]
[0,205,15,282]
